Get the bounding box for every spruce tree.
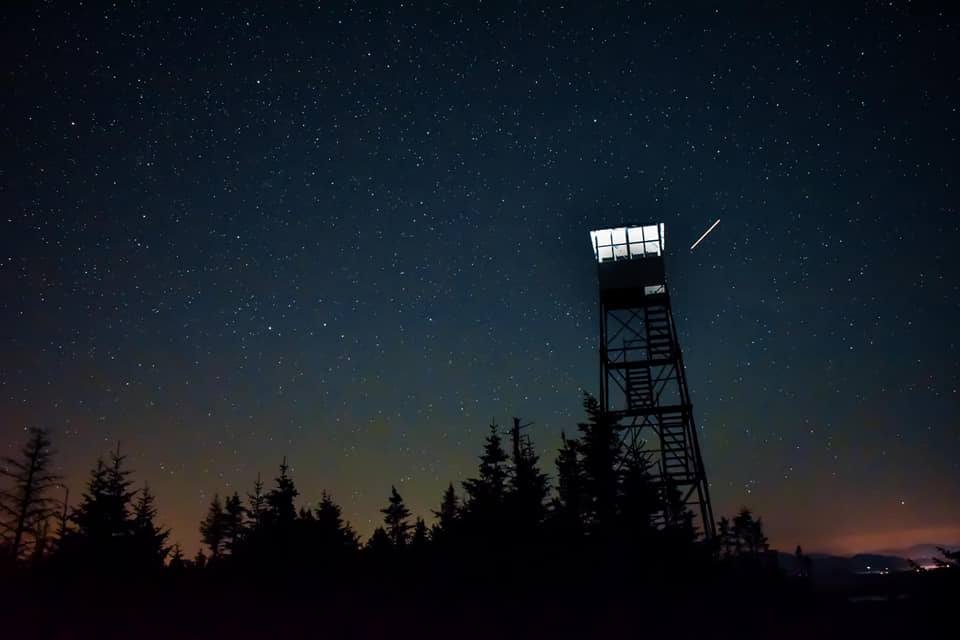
[411,517,429,552]
[266,457,299,528]
[576,394,621,537]
[381,486,411,549]
[618,446,659,542]
[365,526,392,555]
[105,445,137,539]
[507,420,550,535]
[0,427,61,561]
[199,494,225,560]
[462,422,509,531]
[315,491,359,552]
[169,543,185,571]
[431,482,460,543]
[552,431,585,537]
[59,447,138,570]
[223,492,246,555]
[131,483,171,568]
[246,473,266,531]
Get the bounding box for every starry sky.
[2,2,957,557]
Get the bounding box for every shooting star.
[690,219,721,250]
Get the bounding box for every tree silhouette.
[733,508,768,556]
[717,508,770,565]
[246,472,267,532]
[411,517,429,553]
[717,517,733,558]
[223,492,246,555]
[0,427,61,561]
[381,486,412,549]
[365,526,392,555]
[617,446,659,543]
[552,431,585,538]
[462,422,509,533]
[575,394,620,537]
[507,418,550,536]
[431,482,460,544]
[57,446,140,571]
[266,457,299,529]
[130,483,170,568]
[169,543,185,571]
[314,490,359,552]
[200,494,225,561]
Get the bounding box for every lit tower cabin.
[589,224,715,541]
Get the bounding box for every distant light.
[589,223,664,263]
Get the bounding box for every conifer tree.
[315,491,359,552]
[104,445,137,537]
[0,427,61,561]
[462,422,509,529]
[717,516,733,558]
[222,492,246,555]
[552,432,585,536]
[618,446,659,541]
[169,543,185,571]
[246,473,266,531]
[576,394,621,536]
[131,483,170,568]
[58,446,138,570]
[507,419,550,534]
[266,457,299,528]
[411,517,429,552]
[365,526,392,555]
[200,494,225,560]
[381,486,411,549]
[431,482,460,543]
[731,508,768,556]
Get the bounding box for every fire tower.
[589,224,715,541]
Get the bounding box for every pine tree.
[246,473,266,531]
[200,494,225,560]
[717,517,733,558]
[576,394,621,537]
[315,491,359,552]
[618,446,659,542]
[726,508,769,560]
[431,482,460,543]
[552,431,585,536]
[58,446,138,570]
[381,486,411,549]
[169,543,185,571]
[462,422,509,530]
[507,419,550,535]
[365,526,392,555]
[0,427,62,561]
[222,492,246,555]
[130,483,171,568]
[266,457,299,528]
[411,517,429,552]
[104,444,137,538]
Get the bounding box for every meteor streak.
[690,219,721,250]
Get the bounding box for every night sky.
[2,2,957,557]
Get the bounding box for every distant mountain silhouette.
[867,542,960,565]
[777,550,910,579]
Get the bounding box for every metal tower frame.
[590,224,715,542]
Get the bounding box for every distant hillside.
[867,542,960,566]
[777,551,909,579]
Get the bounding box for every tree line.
[2,394,778,581]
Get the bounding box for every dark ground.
[1,565,954,639]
